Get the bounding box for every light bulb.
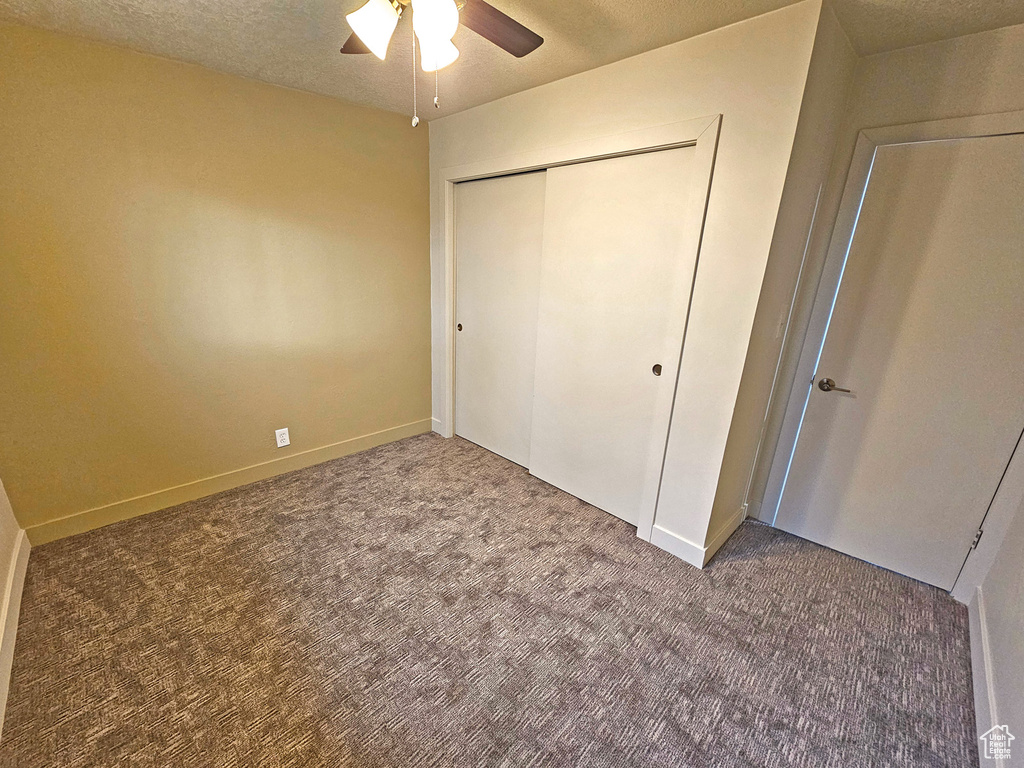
[346,0,401,61]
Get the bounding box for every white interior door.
[777,133,1024,590]
[528,147,699,525]
[455,171,547,466]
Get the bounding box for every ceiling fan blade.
[459,0,543,58]
[340,32,372,54]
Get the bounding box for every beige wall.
[430,1,822,559]
[750,20,1024,520]
[0,23,431,544]
[710,2,857,536]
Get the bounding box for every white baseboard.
[26,418,432,545]
[649,506,747,569]
[968,585,998,765]
[431,417,445,435]
[0,529,30,742]
[650,525,707,568]
[704,506,748,562]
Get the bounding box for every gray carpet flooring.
[0,434,977,767]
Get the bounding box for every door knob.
[818,377,850,393]
[652,364,663,376]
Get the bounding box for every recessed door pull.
[652,364,663,376]
[457,323,463,331]
[818,377,850,393]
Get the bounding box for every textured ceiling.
[0,0,791,118]
[1,0,1023,119]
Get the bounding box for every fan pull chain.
[434,69,439,109]
[411,31,420,128]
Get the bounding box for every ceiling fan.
[340,0,543,116]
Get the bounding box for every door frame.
[761,108,1024,594]
[438,114,721,540]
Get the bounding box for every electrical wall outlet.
[275,428,290,448]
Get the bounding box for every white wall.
[751,21,1024,521]
[741,20,1024,759]
[710,1,857,535]
[430,0,822,557]
[0,479,30,740]
[976,499,1024,743]
[964,429,1024,750]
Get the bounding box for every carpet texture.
[0,434,978,767]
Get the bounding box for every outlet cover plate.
[275,428,290,448]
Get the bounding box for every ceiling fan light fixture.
[419,38,460,72]
[346,0,402,60]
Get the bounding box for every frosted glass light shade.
[412,0,460,71]
[412,0,459,45]
[346,0,401,60]
[419,38,459,72]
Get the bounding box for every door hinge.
[972,529,984,550]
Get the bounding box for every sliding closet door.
[454,171,547,466]
[529,148,698,524]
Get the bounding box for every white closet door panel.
[455,171,547,466]
[529,148,697,524]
